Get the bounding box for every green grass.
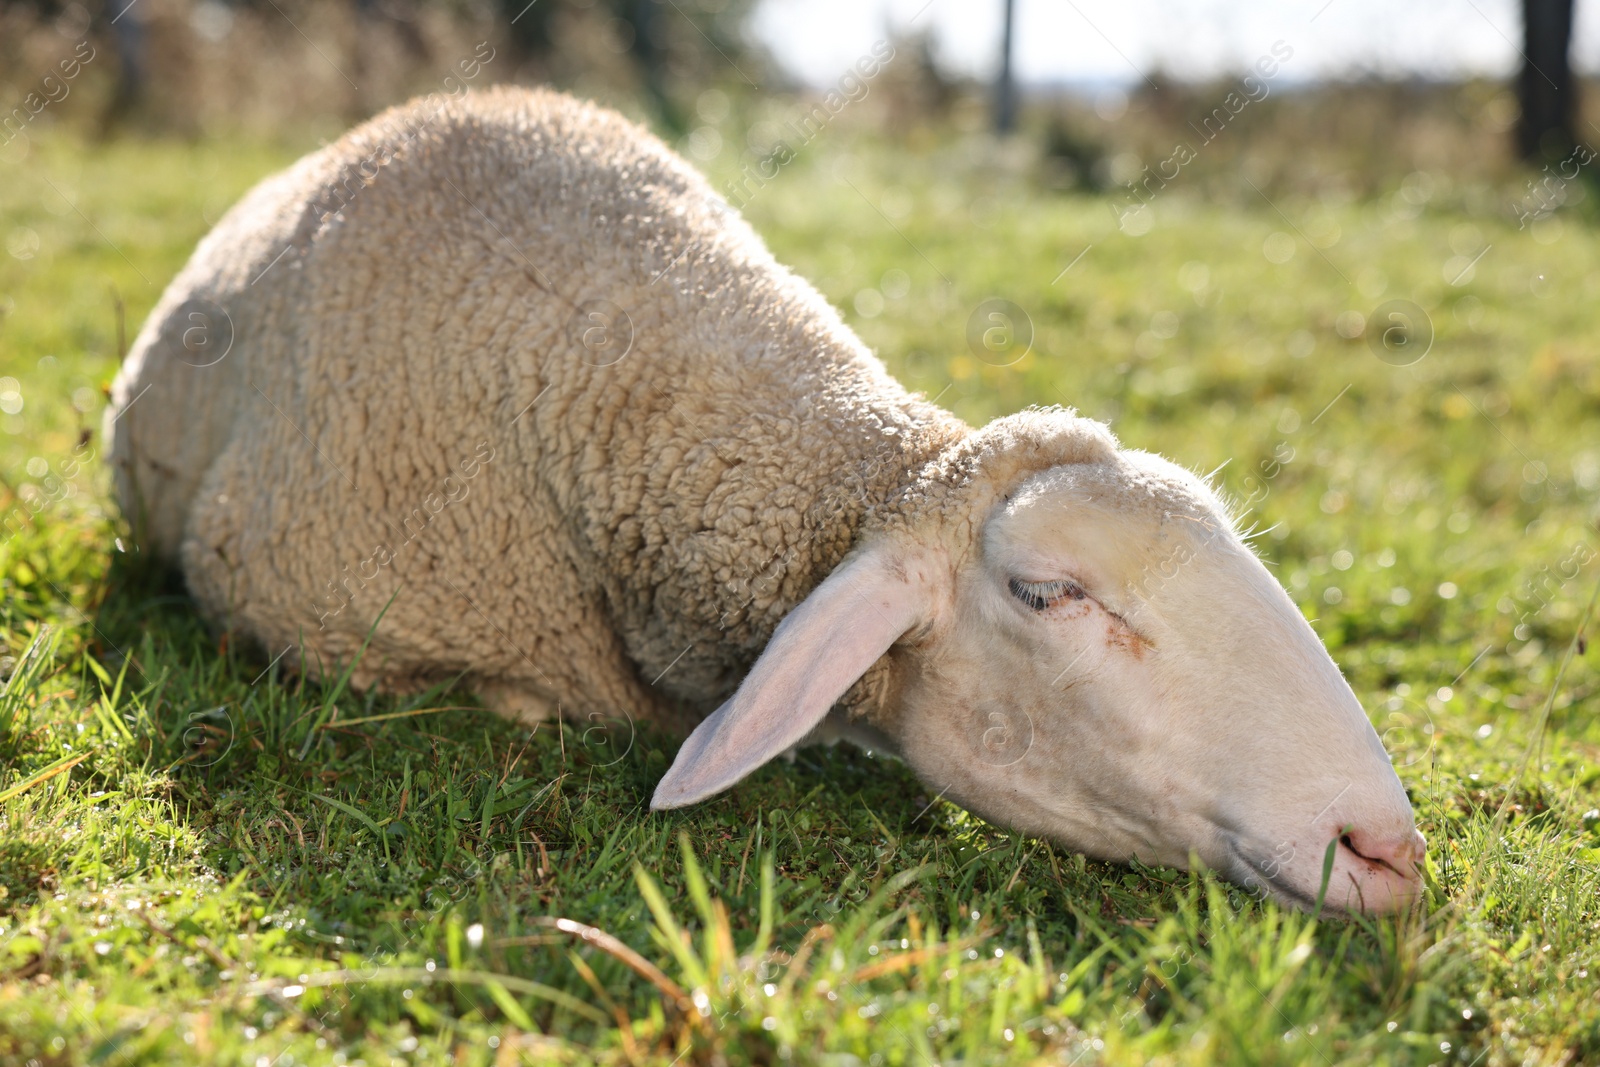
[0,114,1598,1065]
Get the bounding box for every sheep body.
[108,87,1430,914]
[106,86,1052,723]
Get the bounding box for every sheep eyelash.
[1008,577,1089,612]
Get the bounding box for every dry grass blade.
[565,950,644,1065]
[318,705,482,729]
[508,916,694,1016]
[0,751,90,803]
[850,935,981,982]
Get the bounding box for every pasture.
[0,119,1596,1064]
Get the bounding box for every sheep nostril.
[1339,828,1424,879]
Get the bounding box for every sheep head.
[652,414,1425,916]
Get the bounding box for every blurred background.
[1,0,1597,185]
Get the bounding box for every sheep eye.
[1008,577,1088,612]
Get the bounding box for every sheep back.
[105,86,968,725]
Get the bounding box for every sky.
[751,0,1600,88]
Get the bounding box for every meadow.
[0,106,1597,1065]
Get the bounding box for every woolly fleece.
[106,86,1113,729]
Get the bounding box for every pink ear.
[650,542,935,809]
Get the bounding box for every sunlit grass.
[0,117,1596,1064]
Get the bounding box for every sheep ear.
[650,543,932,810]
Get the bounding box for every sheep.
[105,86,1425,914]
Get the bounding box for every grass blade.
[0,750,89,802]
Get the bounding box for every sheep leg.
[474,678,559,724]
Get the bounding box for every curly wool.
[106,86,1110,730]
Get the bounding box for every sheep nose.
[1339,826,1426,878]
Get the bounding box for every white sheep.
[105,86,1424,914]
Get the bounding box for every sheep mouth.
[1225,838,1349,916]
